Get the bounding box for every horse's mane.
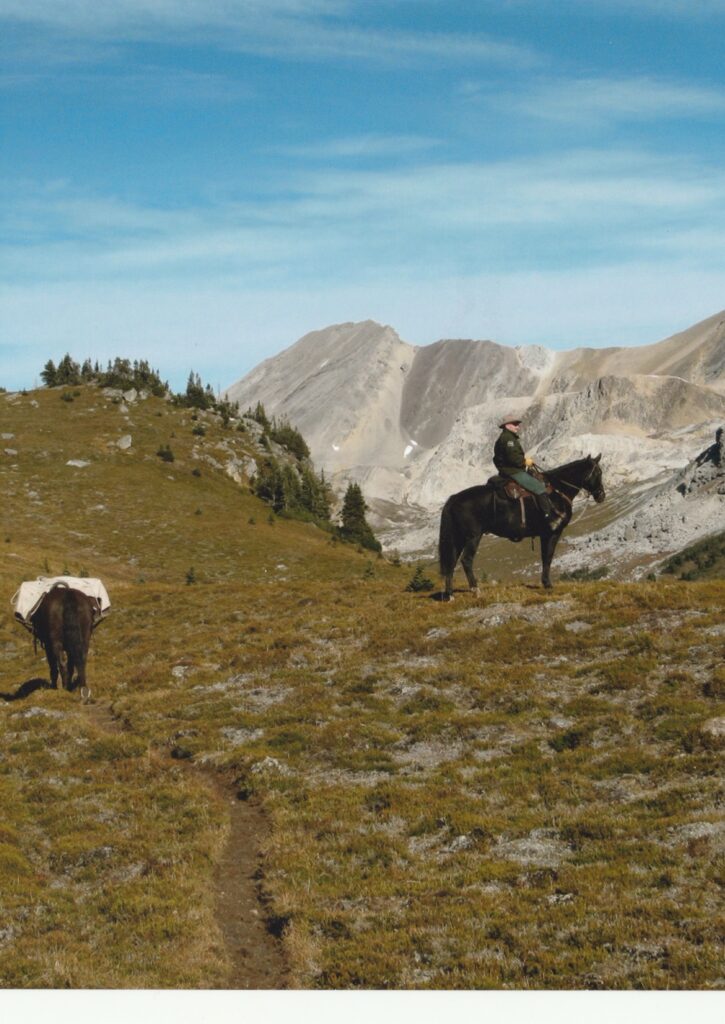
[544,456,593,483]
[450,483,492,502]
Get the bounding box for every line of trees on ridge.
[38,355,381,552]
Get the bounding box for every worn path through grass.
[80,697,289,988]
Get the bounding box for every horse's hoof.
[469,587,481,597]
[80,686,91,703]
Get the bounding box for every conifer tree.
[340,482,381,552]
[249,401,270,430]
[40,360,58,387]
[184,371,213,410]
[56,354,81,385]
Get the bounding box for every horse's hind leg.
[461,536,482,594]
[53,643,70,690]
[46,650,59,689]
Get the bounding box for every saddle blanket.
[12,576,111,628]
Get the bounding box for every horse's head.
[584,453,606,503]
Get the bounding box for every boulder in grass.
[699,717,725,750]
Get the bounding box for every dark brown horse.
[439,454,605,598]
[31,586,96,693]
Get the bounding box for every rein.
[550,477,580,504]
[541,461,600,508]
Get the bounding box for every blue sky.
[2,1,725,392]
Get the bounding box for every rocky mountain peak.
[225,310,725,568]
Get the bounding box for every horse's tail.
[62,590,87,673]
[439,497,459,579]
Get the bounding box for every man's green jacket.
[493,427,526,476]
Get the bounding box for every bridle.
[549,461,604,505]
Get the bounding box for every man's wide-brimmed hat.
[499,415,522,428]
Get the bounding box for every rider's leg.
[508,472,564,531]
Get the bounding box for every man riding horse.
[493,416,565,531]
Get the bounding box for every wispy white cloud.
[585,0,725,16]
[460,75,725,127]
[4,146,724,290]
[271,134,442,159]
[0,64,252,102]
[0,0,347,33]
[494,0,725,17]
[0,0,539,68]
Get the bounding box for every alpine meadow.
[0,380,723,990]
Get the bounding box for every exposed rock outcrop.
[555,427,725,578]
[225,310,725,566]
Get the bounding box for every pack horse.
[439,455,605,598]
[13,576,111,699]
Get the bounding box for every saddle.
[487,469,552,502]
[12,576,111,634]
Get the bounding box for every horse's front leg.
[461,535,482,595]
[540,532,561,589]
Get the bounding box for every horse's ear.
[594,453,602,463]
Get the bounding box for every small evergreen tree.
[269,417,310,460]
[40,360,58,387]
[405,565,435,592]
[340,482,381,553]
[56,354,81,385]
[156,444,175,463]
[183,371,214,410]
[299,465,332,520]
[253,457,289,513]
[248,401,271,430]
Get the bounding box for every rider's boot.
[536,492,565,532]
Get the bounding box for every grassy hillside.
[660,531,725,581]
[1,385,723,989]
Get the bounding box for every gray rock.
[250,756,290,776]
[11,707,64,720]
[444,834,475,853]
[220,726,264,745]
[700,717,725,748]
[225,454,257,484]
[495,828,572,868]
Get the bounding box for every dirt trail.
[83,699,288,989]
[212,783,289,989]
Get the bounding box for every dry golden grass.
[1,384,723,989]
